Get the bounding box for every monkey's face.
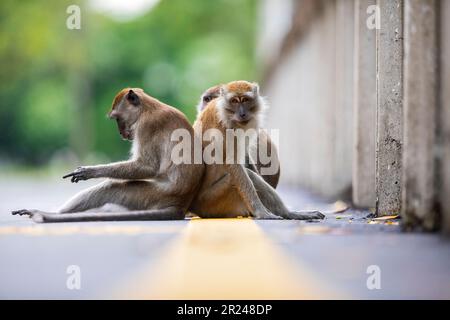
[108,89,142,141]
[202,92,219,108]
[224,94,259,127]
[197,85,221,113]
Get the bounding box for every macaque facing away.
[12,88,204,222]
[197,84,280,189]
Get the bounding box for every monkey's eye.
[241,97,249,103]
[203,96,211,103]
[230,97,239,104]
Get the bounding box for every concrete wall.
[263,0,354,199]
[440,0,450,233]
[256,0,294,68]
[259,0,450,232]
[402,0,438,230]
[353,0,376,208]
[375,0,403,217]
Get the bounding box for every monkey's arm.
[63,160,157,182]
[225,164,280,219]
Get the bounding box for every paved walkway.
[1,177,449,299]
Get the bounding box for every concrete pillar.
[375,0,403,216]
[402,0,438,230]
[313,1,337,197]
[352,0,376,208]
[335,0,354,199]
[440,0,450,233]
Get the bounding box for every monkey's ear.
[126,89,140,106]
[252,83,259,95]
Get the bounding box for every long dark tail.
[13,208,186,223]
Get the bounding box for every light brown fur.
[12,88,204,222]
[197,83,280,188]
[190,81,324,220]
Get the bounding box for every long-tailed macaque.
[197,85,280,189]
[12,88,204,222]
[189,80,324,220]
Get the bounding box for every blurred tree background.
[0,0,258,169]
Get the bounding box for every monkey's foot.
[252,210,283,220]
[11,209,46,223]
[288,210,325,220]
[12,209,32,216]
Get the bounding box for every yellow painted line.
[114,218,343,299]
[0,225,184,236]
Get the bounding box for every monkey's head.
[197,84,221,113]
[217,80,265,129]
[108,88,144,140]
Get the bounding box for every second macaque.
[197,84,280,189]
[190,80,324,220]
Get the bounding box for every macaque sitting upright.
[12,88,204,222]
[189,80,324,220]
[197,84,280,189]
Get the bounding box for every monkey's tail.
[32,208,186,223]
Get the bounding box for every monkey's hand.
[63,166,96,183]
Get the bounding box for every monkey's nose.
[239,112,248,119]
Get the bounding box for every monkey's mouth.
[115,119,134,141]
[120,129,133,140]
[236,119,250,126]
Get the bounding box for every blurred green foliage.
[0,0,258,165]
